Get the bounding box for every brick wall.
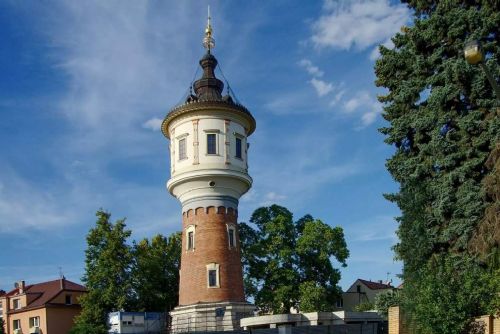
[179,206,245,305]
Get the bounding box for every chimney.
[60,277,65,290]
[16,280,25,293]
[378,280,383,284]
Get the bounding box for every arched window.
[185,225,196,251]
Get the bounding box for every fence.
[168,323,386,334]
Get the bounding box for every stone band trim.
[181,195,238,213]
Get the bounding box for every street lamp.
[464,39,500,103]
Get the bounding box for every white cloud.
[310,78,334,97]
[330,89,346,106]
[0,168,75,233]
[342,91,383,127]
[298,59,324,77]
[311,0,410,51]
[142,117,163,131]
[369,39,394,61]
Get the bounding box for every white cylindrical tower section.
[162,51,256,213]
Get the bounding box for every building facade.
[0,278,86,334]
[161,14,256,333]
[108,312,165,334]
[339,279,394,311]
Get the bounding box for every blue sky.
[0,0,411,292]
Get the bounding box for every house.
[338,278,394,311]
[0,278,86,334]
[108,311,166,334]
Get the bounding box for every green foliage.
[375,0,499,332]
[0,318,5,334]
[73,210,133,332]
[375,290,401,319]
[240,205,349,314]
[354,301,375,312]
[131,232,181,312]
[72,210,181,332]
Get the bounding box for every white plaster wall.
[166,108,253,210]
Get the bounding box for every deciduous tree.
[240,205,348,313]
[71,210,133,334]
[131,233,181,312]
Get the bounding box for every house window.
[13,299,20,309]
[227,226,236,248]
[206,263,220,288]
[185,225,195,251]
[336,298,344,308]
[13,319,21,330]
[65,294,72,305]
[29,316,40,327]
[207,134,217,154]
[235,137,242,159]
[356,285,361,293]
[178,138,187,160]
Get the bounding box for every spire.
[191,7,224,101]
[203,6,215,52]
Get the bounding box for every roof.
[6,278,86,312]
[357,279,392,290]
[161,51,256,139]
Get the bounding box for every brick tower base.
[170,301,255,333]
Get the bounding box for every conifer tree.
[375,1,499,332]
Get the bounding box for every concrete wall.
[46,306,81,334]
[8,308,47,334]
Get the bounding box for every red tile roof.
[6,278,86,312]
[358,278,392,290]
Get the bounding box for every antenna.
[59,266,64,279]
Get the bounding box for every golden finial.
[203,5,215,51]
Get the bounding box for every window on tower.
[206,263,220,288]
[178,138,187,160]
[208,270,217,287]
[188,231,194,250]
[227,225,236,248]
[207,133,217,154]
[235,137,242,159]
[185,225,195,251]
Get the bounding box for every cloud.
[310,78,334,97]
[298,59,324,77]
[369,39,394,61]
[342,91,382,127]
[0,167,75,233]
[311,0,410,51]
[142,117,163,131]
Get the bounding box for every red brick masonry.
[179,206,245,305]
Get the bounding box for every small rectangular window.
[336,298,343,308]
[235,137,242,159]
[207,134,217,154]
[188,231,194,250]
[29,316,40,327]
[13,319,21,330]
[179,138,187,160]
[65,294,72,305]
[356,285,361,293]
[228,229,235,247]
[208,269,217,287]
[13,299,20,309]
